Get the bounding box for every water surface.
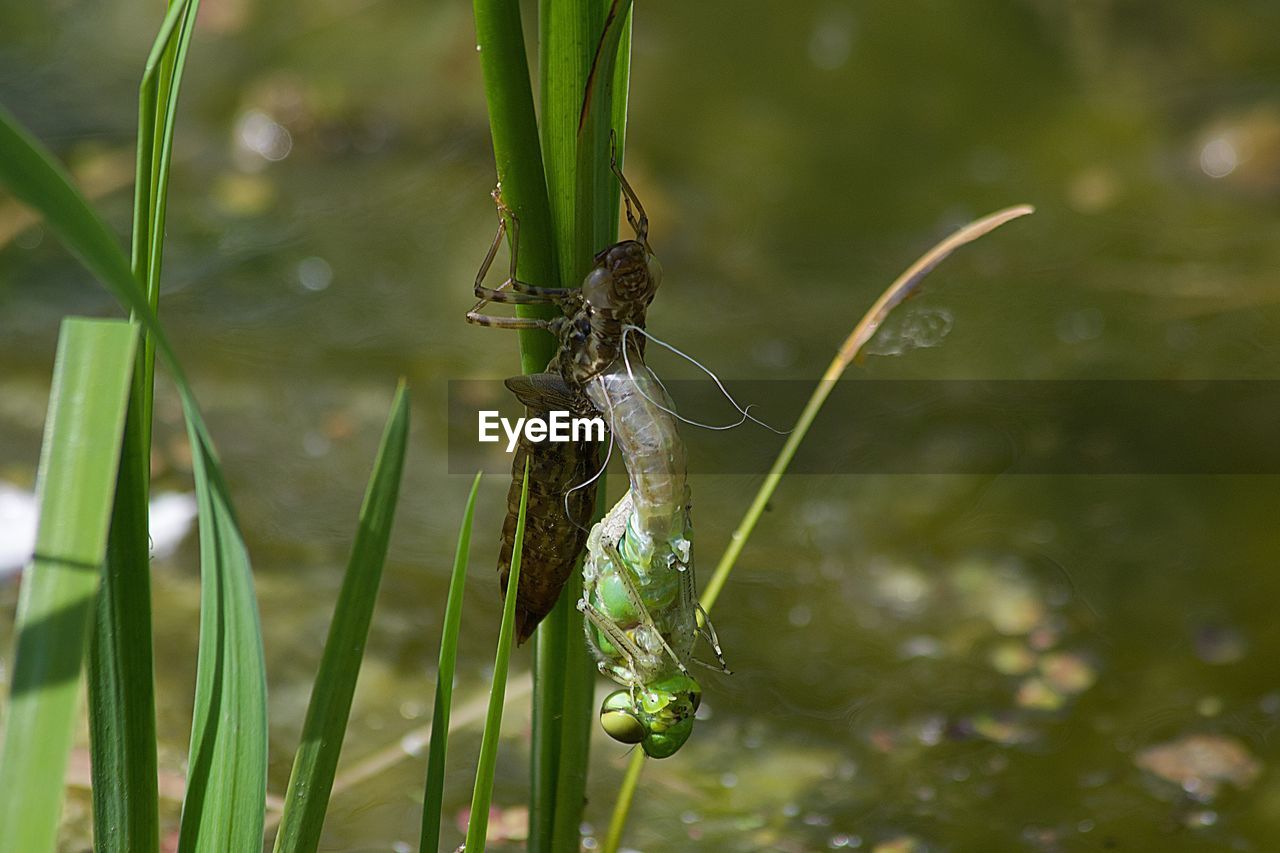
[3,1,1280,849]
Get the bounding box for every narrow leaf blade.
[464,460,530,852]
[418,471,484,852]
[472,0,561,373]
[273,384,411,853]
[0,78,270,853]
[0,318,139,852]
[90,5,200,849]
[176,421,268,851]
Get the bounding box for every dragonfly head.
[599,674,701,758]
[584,240,662,318]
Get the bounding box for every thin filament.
[621,324,789,435]
[563,392,618,532]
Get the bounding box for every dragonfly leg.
[690,655,730,673]
[470,188,576,317]
[464,311,552,330]
[600,541,690,675]
[610,131,649,244]
[472,285,561,305]
[482,188,577,299]
[696,602,732,675]
[468,193,515,312]
[578,597,647,685]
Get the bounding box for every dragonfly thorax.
[582,240,660,319]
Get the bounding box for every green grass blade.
[0,318,139,853]
[698,205,1036,612]
[90,407,160,853]
[540,0,633,279]
[600,205,1036,853]
[90,5,199,849]
[131,0,188,307]
[547,573,592,852]
[472,0,561,374]
[602,744,643,853]
[573,0,632,260]
[550,8,633,851]
[273,384,411,853]
[137,0,199,412]
[608,11,631,168]
[0,109,147,332]
[175,418,268,851]
[530,0,587,837]
[0,89,269,853]
[144,0,199,306]
[464,460,530,853]
[538,0,594,285]
[529,592,568,852]
[0,106,194,396]
[418,471,484,853]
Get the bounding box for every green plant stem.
[472,2,632,846]
[473,0,571,843]
[465,461,532,853]
[554,10,631,850]
[535,4,633,850]
[601,204,1036,853]
[89,4,198,848]
[529,585,568,851]
[473,0,561,375]
[529,1,585,837]
[571,0,632,268]
[699,205,1034,611]
[418,471,484,853]
[602,740,644,853]
[533,2,598,847]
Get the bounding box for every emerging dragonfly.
[465,145,661,644]
[468,149,726,756]
[579,355,731,758]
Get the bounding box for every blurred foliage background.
[3,0,1280,849]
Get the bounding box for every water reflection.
[3,0,1280,849]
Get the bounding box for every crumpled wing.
[504,372,598,417]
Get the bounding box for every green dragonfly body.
[579,346,706,758]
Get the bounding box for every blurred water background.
[3,0,1280,849]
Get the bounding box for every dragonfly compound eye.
[646,253,662,289]
[582,266,614,309]
[641,715,695,759]
[600,692,647,744]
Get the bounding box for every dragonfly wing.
[505,372,598,417]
